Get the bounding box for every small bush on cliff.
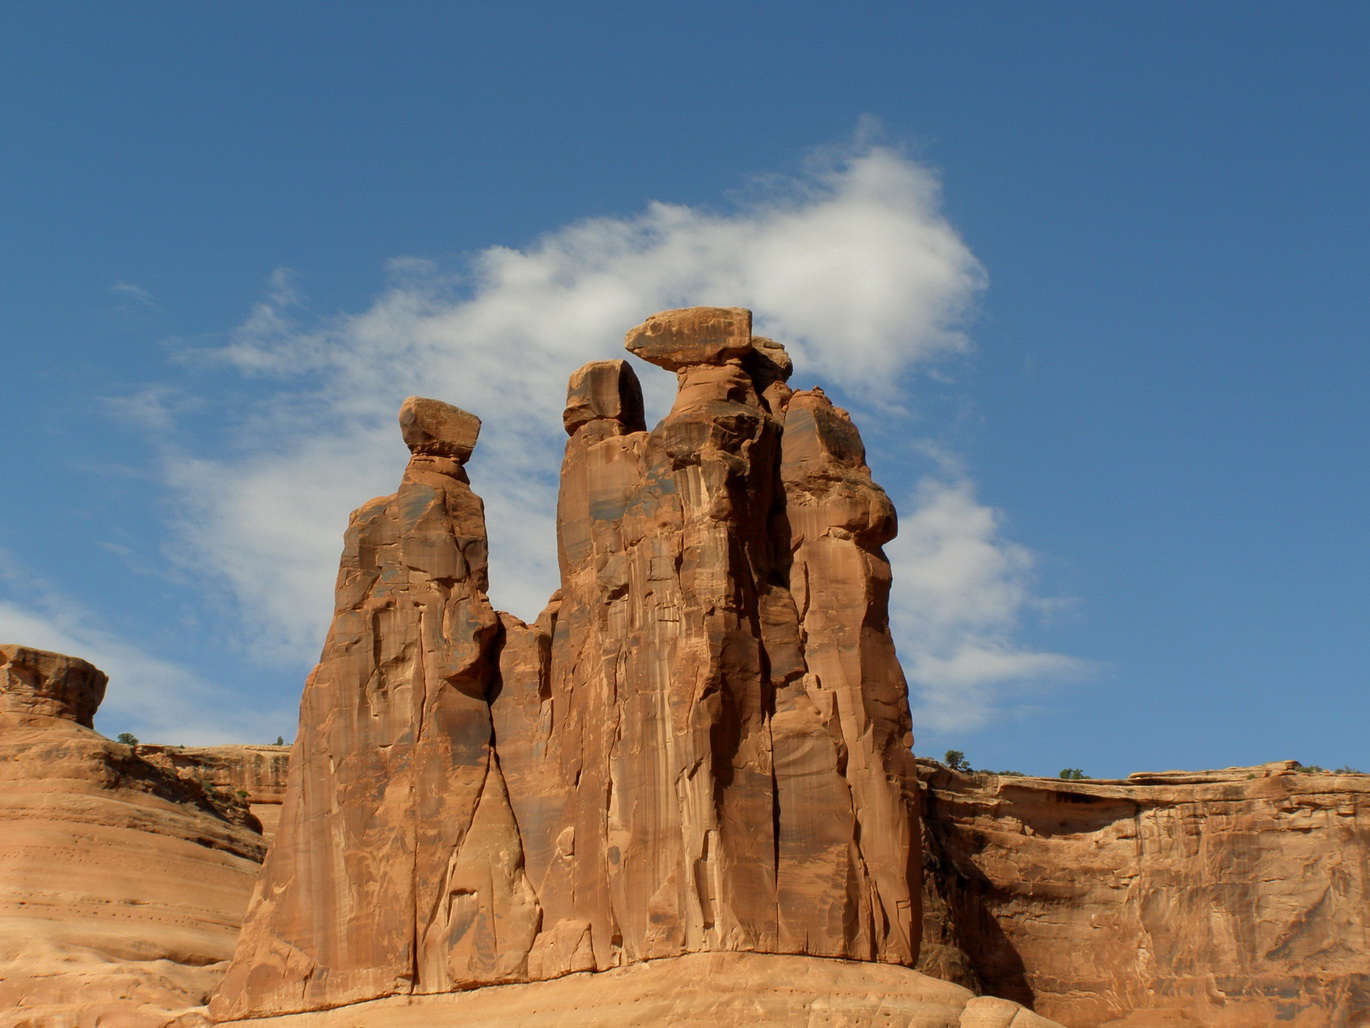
[1296,762,1365,775]
[1059,768,1088,780]
[944,749,970,772]
[116,732,139,746]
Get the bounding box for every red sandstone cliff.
[138,744,291,839]
[0,644,265,1028]
[917,760,1370,1027]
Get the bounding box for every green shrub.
[943,749,970,772]
[116,732,139,746]
[1059,768,1087,780]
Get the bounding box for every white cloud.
[111,282,159,313]
[887,475,1094,732]
[143,136,1083,736]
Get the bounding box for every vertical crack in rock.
[213,310,922,1019]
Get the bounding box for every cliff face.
[917,761,1370,1028]
[212,309,923,1020]
[0,644,266,1028]
[139,744,291,839]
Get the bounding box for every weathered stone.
[211,309,929,1022]
[0,643,107,727]
[562,359,645,435]
[215,310,924,1019]
[743,336,795,415]
[212,413,538,1019]
[398,395,481,461]
[777,387,918,964]
[918,761,1370,1028]
[0,648,264,1027]
[624,306,753,370]
[138,743,292,840]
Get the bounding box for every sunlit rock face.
[0,645,265,1026]
[916,761,1370,1028]
[0,643,106,726]
[212,308,922,1019]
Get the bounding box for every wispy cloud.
[111,281,159,313]
[887,474,1096,732]
[0,554,290,743]
[104,384,202,434]
[137,134,1083,735]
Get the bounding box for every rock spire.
[212,308,920,1019]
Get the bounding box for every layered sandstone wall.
[139,744,291,839]
[212,308,923,1020]
[917,760,1370,1028]
[0,644,266,1028]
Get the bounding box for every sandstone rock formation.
[0,644,266,1028]
[213,310,924,1020]
[10,312,1366,1028]
[917,760,1370,1028]
[139,744,292,840]
[0,642,106,726]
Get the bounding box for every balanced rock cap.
[399,396,481,462]
[563,359,646,435]
[745,336,793,385]
[625,307,753,371]
[0,644,108,728]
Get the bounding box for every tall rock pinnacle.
[213,310,920,1019]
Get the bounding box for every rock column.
[212,398,538,1019]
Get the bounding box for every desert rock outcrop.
[918,761,1370,1027]
[0,643,106,726]
[0,644,266,1028]
[139,744,292,840]
[213,309,924,1019]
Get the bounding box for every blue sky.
[2,3,1366,778]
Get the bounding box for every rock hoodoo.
[213,308,923,1019]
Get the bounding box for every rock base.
[213,952,1064,1028]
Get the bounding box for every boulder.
[398,395,481,461]
[624,306,753,370]
[0,642,107,727]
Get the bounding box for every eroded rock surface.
[214,401,539,1016]
[214,308,922,1018]
[0,645,265,1028]
[139,744,292,840]
[0,642,106,726]
[917,760,1370,1028]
